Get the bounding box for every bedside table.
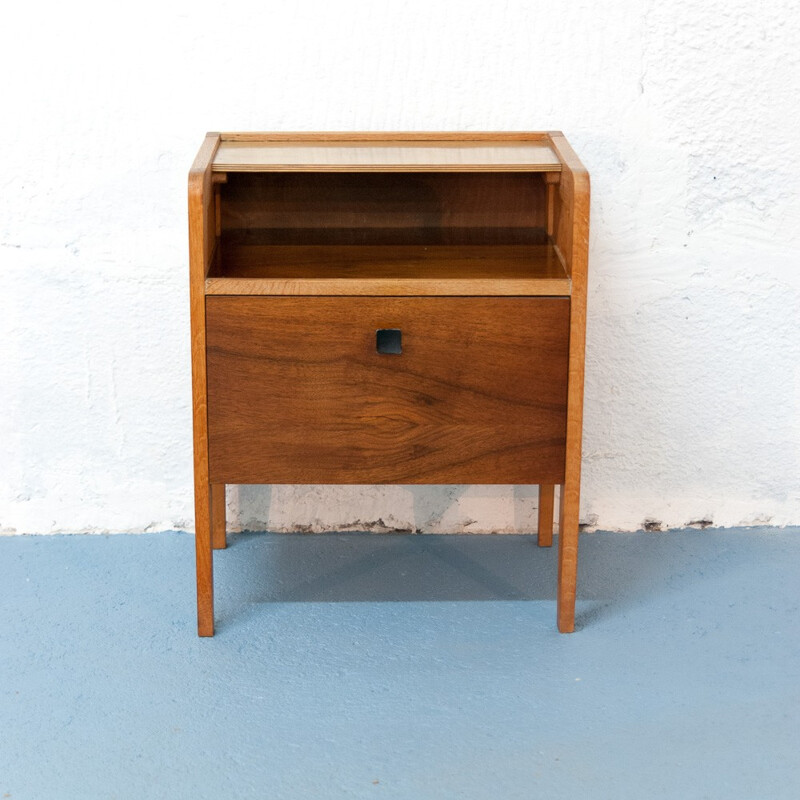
[188,132,589,636]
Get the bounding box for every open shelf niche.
[204,144,570,296]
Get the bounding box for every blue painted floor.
[1,529,799,799]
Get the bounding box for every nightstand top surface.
[212,135,562,172]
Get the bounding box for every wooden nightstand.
[188,132,589,636]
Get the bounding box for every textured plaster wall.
[1,0,798,535]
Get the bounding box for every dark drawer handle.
[376,329,402,354]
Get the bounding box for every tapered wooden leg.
[557,480,580,633]
[211,483,227,550]
[195,481,214,637]
[537,484,554,547]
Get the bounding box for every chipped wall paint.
[1,0,798,534]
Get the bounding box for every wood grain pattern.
[548,132,590,633]
[537,484,555,547]
[206,297,569,485]
[205,243,570,296]
[189,132,221,636]
[213,141,561,172]
[219,172,547,240]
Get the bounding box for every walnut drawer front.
[206,296,569,485]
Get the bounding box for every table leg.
[195,480,214,636]
[557,480,579,633]
[537,484,554,547]
[211,483,227,550]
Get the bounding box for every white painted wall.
[1,0,798,534]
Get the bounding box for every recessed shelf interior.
[206,171,569,295]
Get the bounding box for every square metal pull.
[376,328,402,354]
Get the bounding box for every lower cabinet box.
[206,296,569,485]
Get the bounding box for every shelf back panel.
[220,172,547,246]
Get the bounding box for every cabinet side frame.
[547,131,590,633]
[189,132,221,636]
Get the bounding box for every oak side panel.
[548,132,590,633]
[206,297,569,485]
[189,132,221,636]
